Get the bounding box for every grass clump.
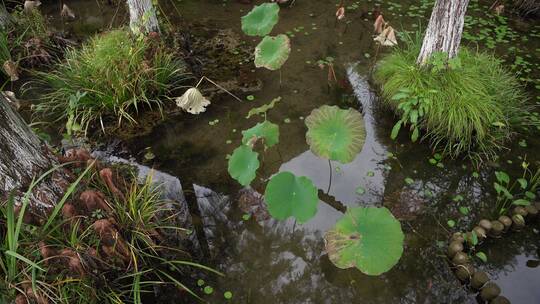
[0,163,219,303]
[33,29,187,133]
[374,36,532,162]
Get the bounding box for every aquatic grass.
[374,35,531,162]
[32,29,188,133]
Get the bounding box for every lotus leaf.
[228,145,260,186]
[324,207,404,275]
[242,121,280,148]
[241,3,280,37]
[254,35,291,71]
[264,171,318,223]
[305,105,366,163]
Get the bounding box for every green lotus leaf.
[305,105,366,164]
[242,121,280,148]
[228,145,260,186]
[264,171,319,223]
[254,35,291,71]
[324,207,404,275]
[241,3,280,37]
[246,97,281,119]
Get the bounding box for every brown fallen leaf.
[374,26,398,47]
[3,60,19,81]
[61,4,75,19]
[336,6,345,20]
[374,14,385,34]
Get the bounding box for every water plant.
[254,34,290,71]
[241,120,280,148]
[241,3,291,76]
[374,34,532,162]
[305,105,366,164]
[264,171,319,223]
[492,163,540,214]
[324,207,404,275]
[228,145,260,186]
[305,105,366,192]
[241,3,279,37]
[32,29,186,133]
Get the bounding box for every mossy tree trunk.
[416,0,470,65]
[0,95,66,210]
[126,0,160,34]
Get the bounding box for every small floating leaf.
[447,220,456,228]
[228,145,260,186]
[459,206,469,215]
[254,34,291,71]
[305,105,366,164]
[242,121,280,148]
[241,3,280,37]
[264,171,319,223]
[405,177,414,185]
[203,286,214,295]
[355,186,365,195]
[197,279,205,287]
[224,291,233,299]
[246,97,281,118]
[324,207,404,275]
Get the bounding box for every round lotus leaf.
[264,171,319,223]
[242,121,280,148]
[254,35,291,71]
[228,145,260,186]
[324,207,404,275]
[241,3,280,37]
[305,105,366,164]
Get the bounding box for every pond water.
[38,0,540,303]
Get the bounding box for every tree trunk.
[0,4,12,29]
[126,0,160,34]
[0,94,66,211]
[416,0,470,65]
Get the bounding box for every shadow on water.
[36,0,540,303]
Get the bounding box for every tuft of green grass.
[374,35,532,162]
[32,29,188,133]
[1,165,220,303]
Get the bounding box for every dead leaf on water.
[175,88,211,114]
[374,14,385,34]
[374,26,397,47]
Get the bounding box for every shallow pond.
[39,0,540,303]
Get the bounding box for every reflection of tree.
[375,127,540,303]
[476,225,540,277]
[199,192,474,304]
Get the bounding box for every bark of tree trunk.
[0,4,12,29]
[0,94,67,211]
[416,0,470,65]
[126,0,160,34]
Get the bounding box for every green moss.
[34,29,187,133]
[374,36,531,162]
